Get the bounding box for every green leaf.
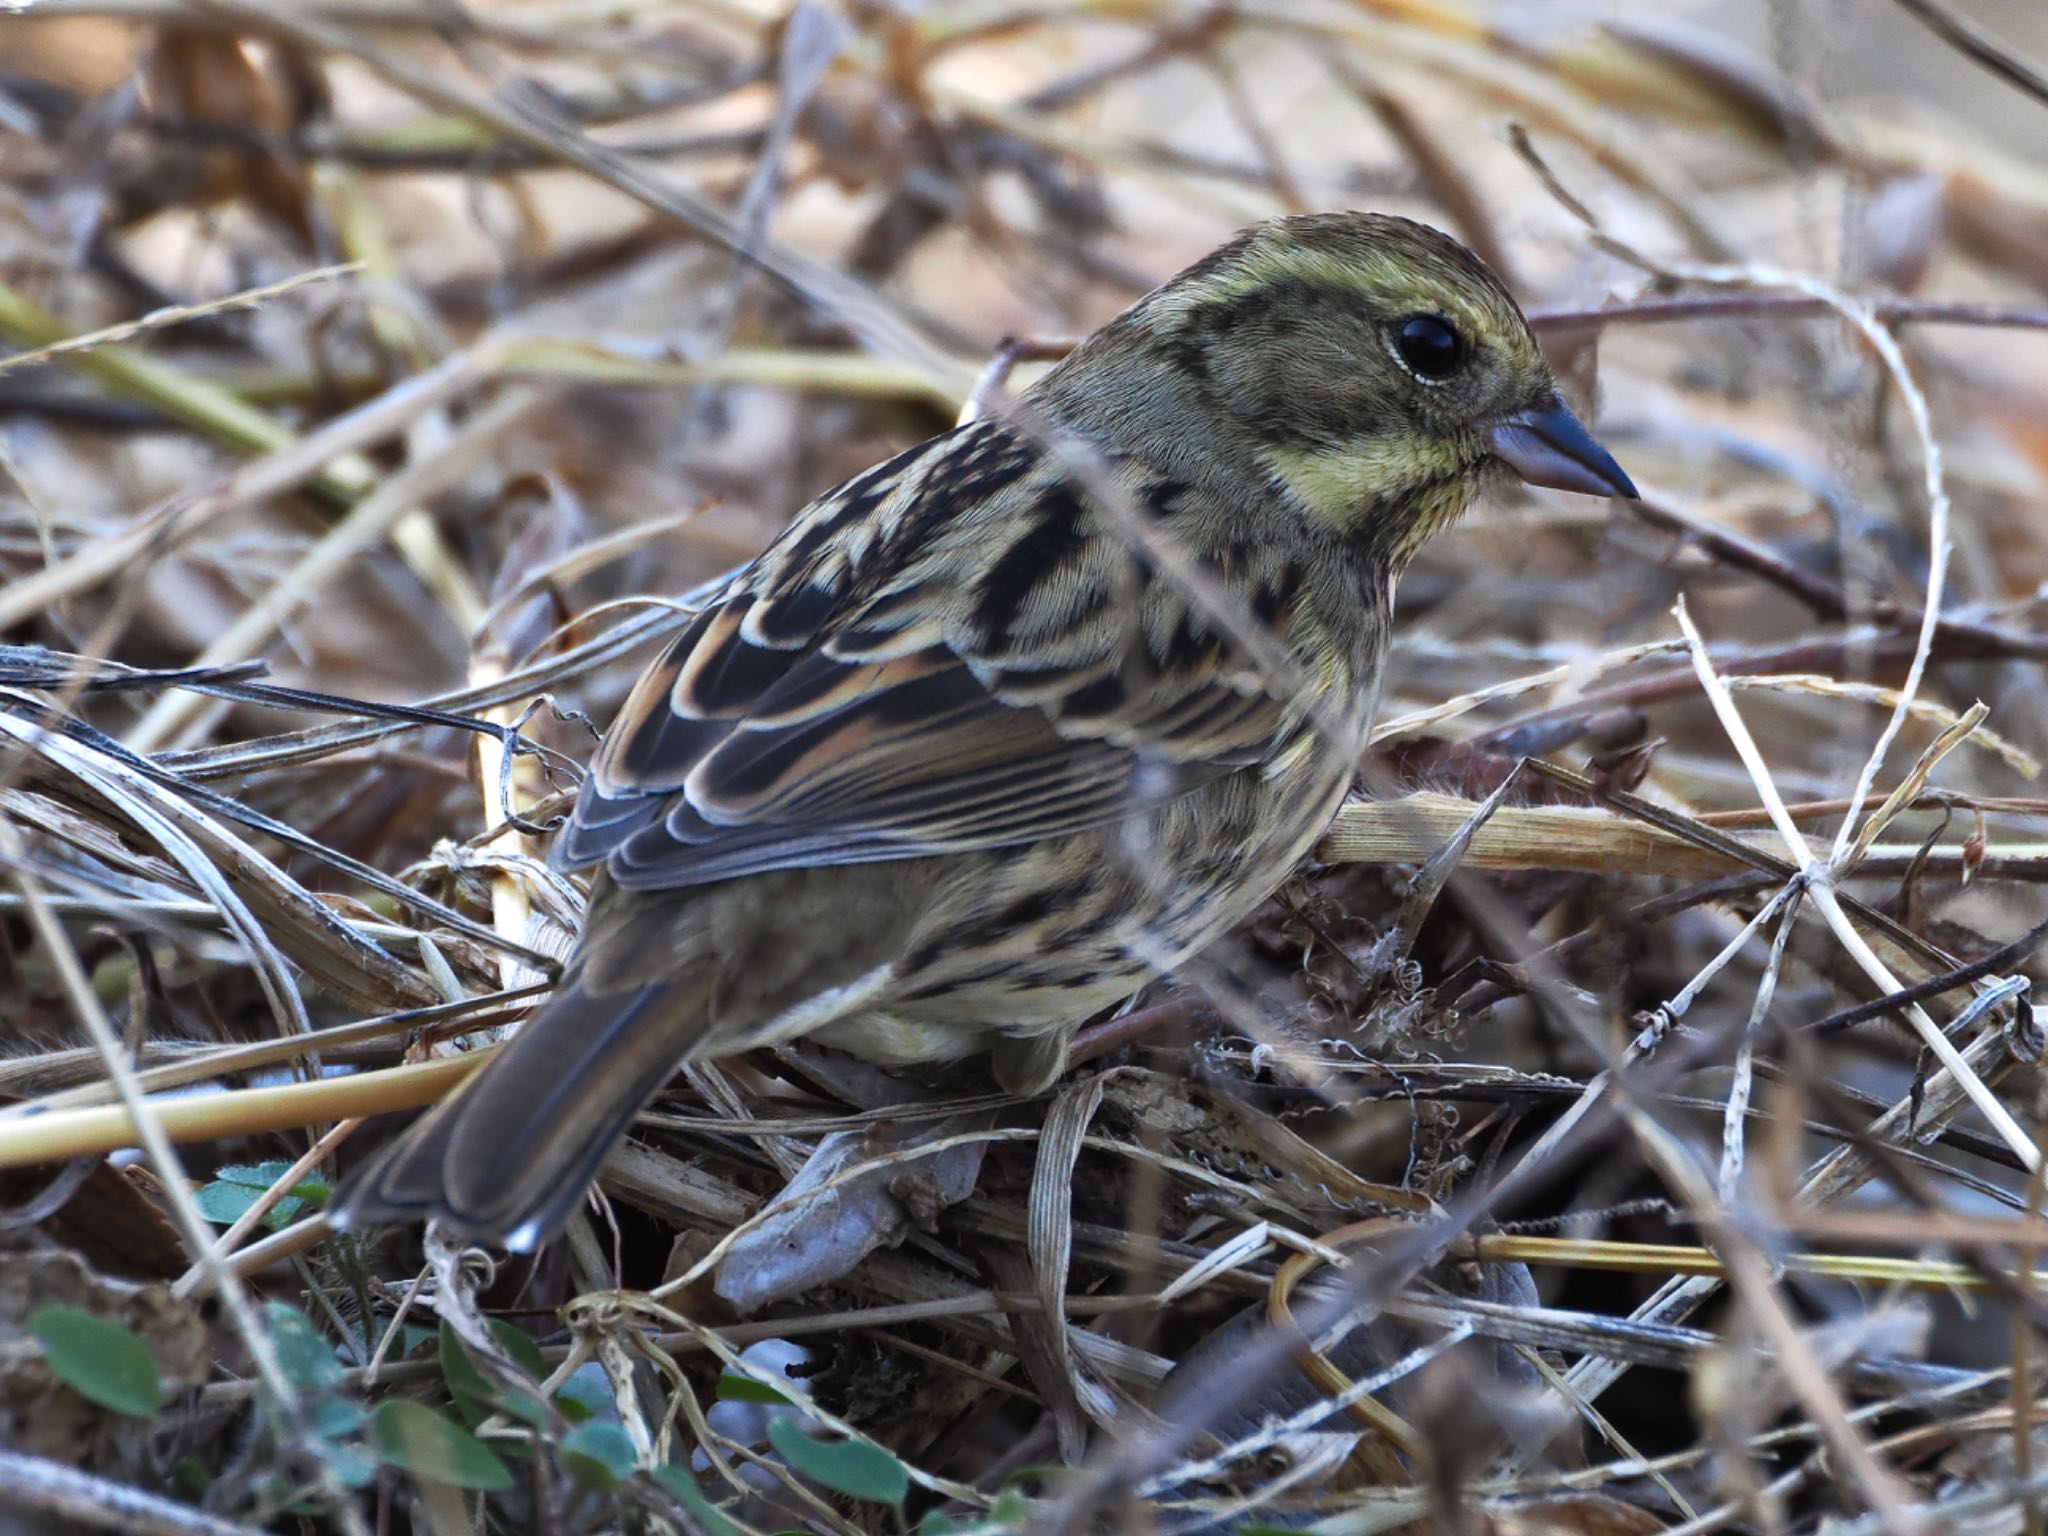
[194,1161,328,1228]
[1001,1464,1069,1486]
[561,1419,637,1489]
[372,1399,514,1491]
[265,1303,344,1392]
[310,1396,366,1439]
[554,1363,611,1424]
[439,1319,543,1396]
[192,1184,272,1227]
[498,1389,550,1430]
[171,1458,210,1500]
[767,1418,908,1506]
[330,1442,380,1490]
[28,1306,160,1418]
[219,1160,330,1201]
[439,1319,491,1403]
[652,1466,741,1536]
[266,1469,325,1519]
[485,1319,546,1379]
[716,1371,794,1405]
[439,1319,549,1430]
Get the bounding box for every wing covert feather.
[554,422,1310,891]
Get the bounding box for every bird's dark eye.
[1394,314,1466,379]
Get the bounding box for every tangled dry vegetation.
[5,2,2048,1532]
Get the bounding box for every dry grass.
[4,2,2048,1532]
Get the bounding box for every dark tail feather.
[332,975,713,1249]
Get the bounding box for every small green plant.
[28,1306,161,1418]
[195,1162,330,1229]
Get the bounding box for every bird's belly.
[870,746,1356,1042]
[809,1008,992,1065]
[1108,749,1356,968]
[705,733,1357,1068]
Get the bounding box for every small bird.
[334,213,1635,1248]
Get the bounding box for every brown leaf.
[0,1162,188,1281]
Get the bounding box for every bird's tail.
[332,973,715,1249]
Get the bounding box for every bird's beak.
[1488,397,1638,499]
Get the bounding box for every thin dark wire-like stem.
[1889,0,2048,109]
[1532,292,2048,334]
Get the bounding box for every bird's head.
[1038,211,1635,561]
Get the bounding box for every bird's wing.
[556,422,1312,891]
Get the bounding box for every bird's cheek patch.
[1261,435,1471,529]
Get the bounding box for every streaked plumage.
[334,212,1635,1247]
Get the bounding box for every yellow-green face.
[1051,212,1631,559]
